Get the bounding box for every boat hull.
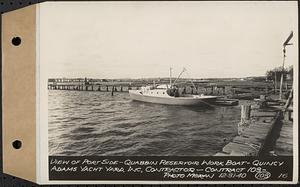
[129,90,217,106]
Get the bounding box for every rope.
[244,142,260,151]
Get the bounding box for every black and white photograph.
[1,0,298,185]
[42,1,297,158]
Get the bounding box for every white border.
[36,2,41,183]
[36,2,49,184]
[292,26,299,183]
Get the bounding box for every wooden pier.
[273,120,293,155]
[48,84,132,93]
[48,77,291,99]
[215,92,293,156]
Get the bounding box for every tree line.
[266,65,293,81]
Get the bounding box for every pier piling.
[241,105,251,122]
[111,86,114,96]
[238,105,251,135]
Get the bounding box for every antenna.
[169,67,173,88]
[283,31,293,46]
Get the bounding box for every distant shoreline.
[48,76,268,82]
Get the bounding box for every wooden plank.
[223,142,258,155]
[214,152,230,156]
[232,136,262,147]
[251,111,277,117]
[243,127,270,135]
[240,130,268,141]
[230,150,247,156]
[255,117,275,123]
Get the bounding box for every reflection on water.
[48,90,240,156]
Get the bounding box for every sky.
[39,1,298,79]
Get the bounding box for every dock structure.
[47,77,292,99]
[48,83,133,93]
[273,120,293,155]
[215,109,281,156]
[215,91,294,156]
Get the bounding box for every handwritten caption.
[49,156,292,181]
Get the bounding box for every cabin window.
[157,92,159,94]
[163,92,165,94]
[151,92,153,94]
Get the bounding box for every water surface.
[48,90,240,156]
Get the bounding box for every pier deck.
[215,107,281,156]
[273,120,293,156]
[215,95,293,156]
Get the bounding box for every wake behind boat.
[129,68,218,106]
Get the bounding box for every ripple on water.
[48,90,240,156]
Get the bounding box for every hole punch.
[12,37,21,46]
[12,140,22,149]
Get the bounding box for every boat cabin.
[140,84,181,97]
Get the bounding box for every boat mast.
[169,67,172,88]
[173,67,186,85]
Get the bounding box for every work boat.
[129,68,217,106]
[129,85,217,106]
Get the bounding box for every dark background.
[0,0,298,186]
